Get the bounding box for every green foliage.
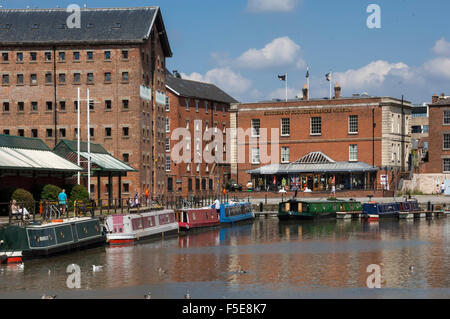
[70,185,89,202]
[11,188,35,213]
[41,184,62,202]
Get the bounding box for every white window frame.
[348,115,358,134]
[443,158,450,173]
[281,147,290,163]
[444,134,450,150]
[251,119,260,137]
[252,148,260,164]
[165,117,170,133]
[165,96,170,112]
[281,118,290,136]
[349,144,358,162]
[165,138,170,152]
[310,117,322,135]
[165,156,171,172]
[444,110,450,125]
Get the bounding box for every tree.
[41,185,62,202]
[70,185,89,202]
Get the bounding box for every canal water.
[1,216,450,299]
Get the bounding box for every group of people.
[436,182,446,195]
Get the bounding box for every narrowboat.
[104,209,179,245]
[0,217,105,264]
[219,202,254,224]
[399,200,421,213]
[176,207,220,231]
[362,202,401,220]
[278,199,363,220]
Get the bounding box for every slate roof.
[0,134,51,151]
[430,98,450,106]
[0,7,172,56]
[166,74,239,104]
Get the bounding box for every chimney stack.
[432,94,439,104]
[334,83,341,99]
[302,84,309,101]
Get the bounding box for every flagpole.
[87,89,91,197]
[329,72,332,100]
[77,87,80,185]
[285,73,288,102]
[307,69,310,100]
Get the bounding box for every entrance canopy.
[0,135,82,173]
[53,140,136,177]
[247,152,378,175]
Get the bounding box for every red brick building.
[0,7,172,199]
[230,85,413,193]
[423,94,450,174]
[165,72,237,198]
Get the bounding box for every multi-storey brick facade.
[165,72,237,198]
[0,7,172,199]
[423,94,450,174]
[231,85,412,191]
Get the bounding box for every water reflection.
[1,217,450,298]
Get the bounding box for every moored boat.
[278,199,363,220]
[362,202,401,220]
[219,202,254,224]
[0,217,105,264]
[104,209,179,245]
[176,207,220,231]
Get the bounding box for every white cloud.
[181,68,252,97]
[267,87,302,100]
[433,38,450,56]
[236,36,305,69]
[247,0,300,12]
[423,57,450,79]
[334,60,410,91]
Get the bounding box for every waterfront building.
[230,84,413,195]
[165,71,237,198]
[0,7,172,199]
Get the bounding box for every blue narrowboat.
[219,202,254,224]
[362,202,401,220]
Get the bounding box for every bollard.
[259,202,263,212]
[428,201,431,212]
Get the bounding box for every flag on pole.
[278,74,286,81]
[306,68,310,79]
[325,72,331,81]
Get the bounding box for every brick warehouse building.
[165,71,237,198]
[230,84,413,194]
[0,7,172,199]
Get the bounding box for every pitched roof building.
[164,73,237,198]
[0,7,172,199]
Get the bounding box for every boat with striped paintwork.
[104,209,179,245]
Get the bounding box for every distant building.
[165,71,237,198]
[0,7,172,199]
[230,84,412,194]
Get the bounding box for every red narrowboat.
[176,208,220,231]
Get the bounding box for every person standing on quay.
[58,189,68,216]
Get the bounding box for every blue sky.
[3,0,450,103]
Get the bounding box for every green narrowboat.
[278,199,363,220]
[0,217,106,264]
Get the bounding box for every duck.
[144,292,152,299]
[409,265,415,271]
[41,294,56,299]
[237,267,247,274]
[92,265,103,272]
